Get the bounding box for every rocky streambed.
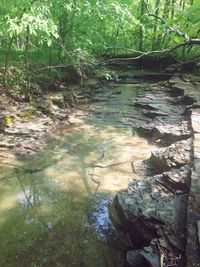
[0,67,200,267]
[109,71,200,267]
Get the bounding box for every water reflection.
[0,82,156,266]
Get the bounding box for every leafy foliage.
[0,0,199,98]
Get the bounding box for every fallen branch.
[104,43,186,63]
[104,1,200,64]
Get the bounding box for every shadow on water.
[0,81,155,267]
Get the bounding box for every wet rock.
[137,121,191,146]
[36,97,68,120]
[150,139,192,173]
[137,124,154,139]
[137,72,172,81]
[134,99,165,111]
[109,176,188,246]
[153,123,191,146]
[132,159,156,177]
[169,87,185,97]
[180,95,196,106]
[126,250,148,267]
[134,92,186,122]
[140,249,160,267]
[142,110,169,119]
[186,223,200,266]
[155,167,191,195]
[186,108,200,265]
[110,70,199,267]
[126,237,185,267]
[197,221,200,243]
[168,74,199,100]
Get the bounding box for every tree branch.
[145,0,190,41]
[104,43,186,63]
[103,1,200,64]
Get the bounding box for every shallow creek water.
[0,79,156,266]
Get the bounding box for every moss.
[0,115,15,129]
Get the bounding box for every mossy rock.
[17,107,37,119]
[36,98,53,114]
[0,115,15,129]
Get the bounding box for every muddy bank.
[109,72,200,267]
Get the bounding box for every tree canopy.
[0,0,200,98]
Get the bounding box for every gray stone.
[155,167,191,195]
[126,250,146,267]
[150,139,192,173]
[109,176,188,246]
[137,122,191,146]
[197,221,200,243]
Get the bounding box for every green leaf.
[174,36,184,43]
[47,39,52,47]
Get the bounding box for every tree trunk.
[138,0,146,51]
[24,25,30,101]
[57,9,68,62]
[163,0,171,19]
[171,0,175,19]
[4,38,13,87]
[152,0,161,50]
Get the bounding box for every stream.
[0,72,157,267]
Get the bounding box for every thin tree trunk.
[171,0,175,19]
[163,0,171,19]
[161,0,172,48]
[138,0,146,51]
[180,0,186,10]
[24,25,30,101]
[48,46,52,75]
[152,0,160,50]
[4,38,13,87]
[114,27,120,56]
